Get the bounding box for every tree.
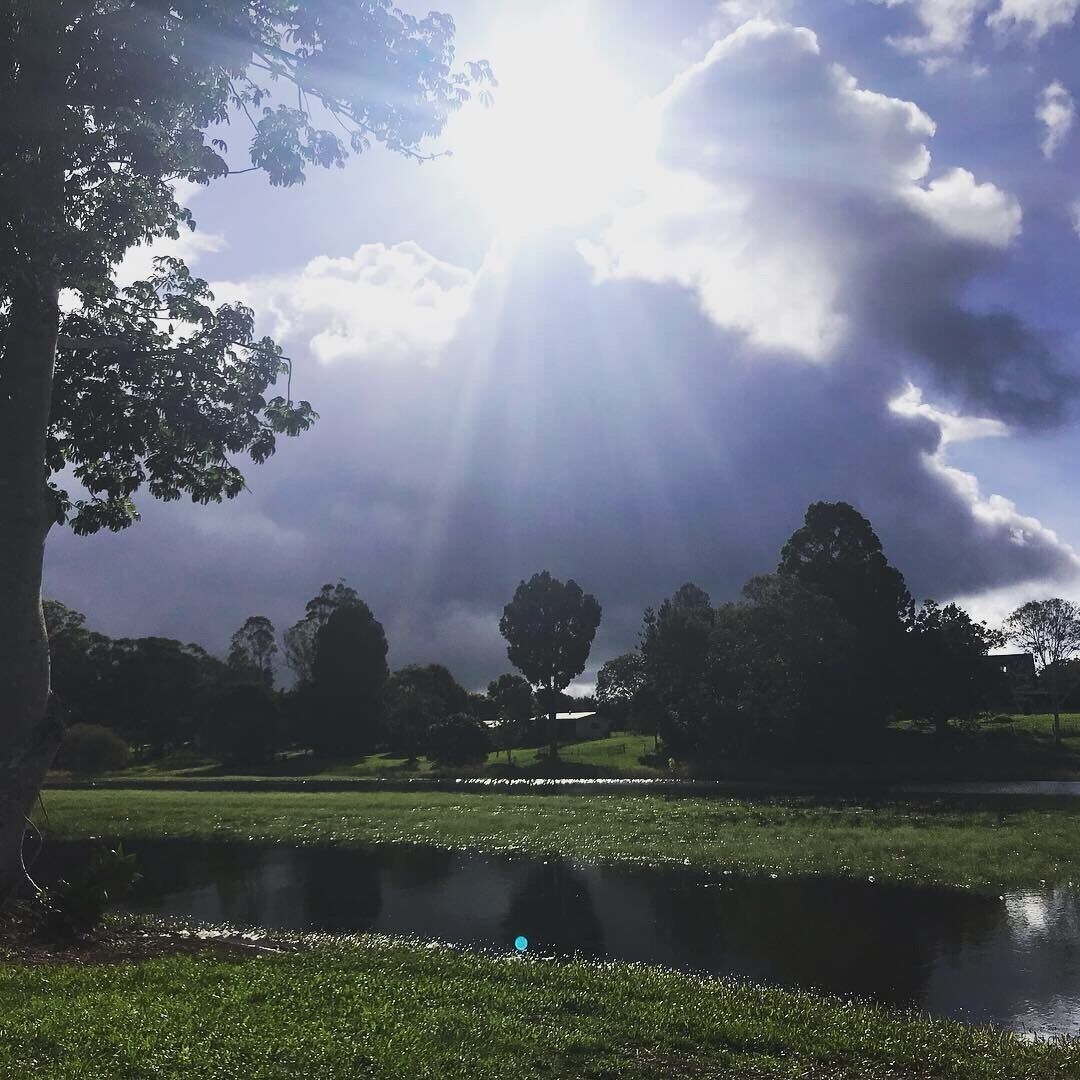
[595,652,645,730]
[425,712,492,768]
[903,601,1005,739]
[309,601,389,756]
[0,2,490,898]
[639,584,733,757]
[499,571,602,757]
[227,615,277,688]
[1004,599,1080,746]
[384,663,469,761]
[284,582,363,684]
[202,682,280,768]
[777,501,913,726]
[486,673,536,762]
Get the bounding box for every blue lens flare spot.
[514,935,529,952]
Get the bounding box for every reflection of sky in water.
[35,840,1080,1037]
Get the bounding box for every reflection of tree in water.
[381,845,456,891]
[299,846,383,932]
[501,860,605,959]
[645,869,1003,1008]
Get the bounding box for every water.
[37,839,1080,1037]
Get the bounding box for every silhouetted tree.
[202,683,280,767]
[227,615,277,688]
[384,664,467,762]
[640,584,732,757]
[309,602,389,756]
[425,712,492,768]
[595,652,646,730]
[777,501,913,730]
[486,673,536,762]
[904,601,1005,738]
[499,571,602,757]
[284,582,363,684]
[0,0,490,898]
[1004,599,1080,746]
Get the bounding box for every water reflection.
[36,839,1080,1036]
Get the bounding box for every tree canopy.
[499,570,601,755]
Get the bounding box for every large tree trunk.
[0,274,62,902]
[0,2,71,902]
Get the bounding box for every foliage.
[308,601,389,756]
[595,651,645,731]
[640,583,730,757]
[729,574,858,752]
[55,723,129,778]
[486,673,536,725]
[499,571,602,752]
[424,713,492,767]
[202,683,280,767]
[36,843,140,941]
[903,601,1005,737]
[2,0,491,533]
[284,582,363,684]
[226,615,277,688]
[384,664,470,760]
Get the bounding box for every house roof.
[533,711,599,721]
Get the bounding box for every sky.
[45,0,1080,691]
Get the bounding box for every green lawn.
[36,787,1080,889]
[1,932,1075,1079]
[52,713,1080,784]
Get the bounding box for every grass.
[36,787,1080,890]
[1,931,1077,1079]
[51,713,1080,785]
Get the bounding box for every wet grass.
[1,931,1076,1078]
[37,787,1080,890]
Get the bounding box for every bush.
[56,724,129,777]
[425,712,492,767]
[202,683,281,767]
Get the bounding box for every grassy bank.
[38,787,1080,889]
[1,932,1076,1079]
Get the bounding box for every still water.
[40,839,1080,1036]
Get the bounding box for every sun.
[445,4,655,243]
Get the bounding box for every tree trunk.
[0,3,67,903]
[0,275,62,902]
[548,679,558,759]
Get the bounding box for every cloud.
[879,0,1080,64]
[214,241,478,365]
[1037,80,1075,159]
[42,14,1080,690]
[987,0,1080,38]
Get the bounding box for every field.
[1,931,1076,1079]
[36,786,1080,889]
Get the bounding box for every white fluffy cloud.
[583,20,1021,363]
[880,0,1079,64]
[1037,81,1075,159]
[214,241,478,365]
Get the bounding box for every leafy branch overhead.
[0,0,494,533]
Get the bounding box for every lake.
[38,838,1080,1037]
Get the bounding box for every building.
[983,652,1040,713]
[532,711,611,742]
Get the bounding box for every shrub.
[56,724,129,778]
[425,712,492,767]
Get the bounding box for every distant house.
[532,711,611,742]
[983,652,1040,713]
